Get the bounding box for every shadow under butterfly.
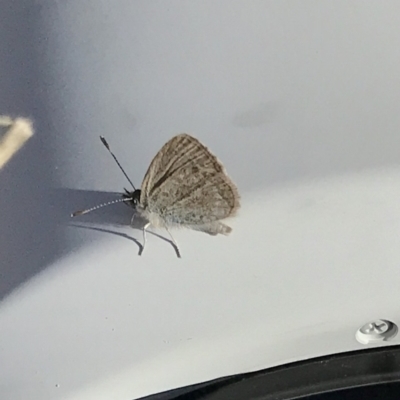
[71,134,241,258]
[68,188,179,258]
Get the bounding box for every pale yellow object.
[0,116,34,170]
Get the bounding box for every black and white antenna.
[99,136,136,190]
[71,198,132,217]
[71,136,136,218]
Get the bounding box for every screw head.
[356,319,398,345]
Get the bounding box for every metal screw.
[356,319,398,345]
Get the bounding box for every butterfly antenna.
[99,136,136,190]
[71,197,132,217]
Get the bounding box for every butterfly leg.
[165,227,181,258]
[142,222,151,254]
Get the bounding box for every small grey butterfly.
[72,134,240,257]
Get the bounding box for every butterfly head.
[123,188,141,209]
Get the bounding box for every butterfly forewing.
[140,135,209,199]
[140,134,240,226]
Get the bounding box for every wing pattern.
[139,134,240,228]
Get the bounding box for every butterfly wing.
[140,134,240,228]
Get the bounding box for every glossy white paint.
[1,1,400,399]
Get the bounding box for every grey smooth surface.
[1,1,400,400]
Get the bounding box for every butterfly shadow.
[60,188,180,258]
[69,223,181,258]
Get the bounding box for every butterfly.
[72,134,240,258]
